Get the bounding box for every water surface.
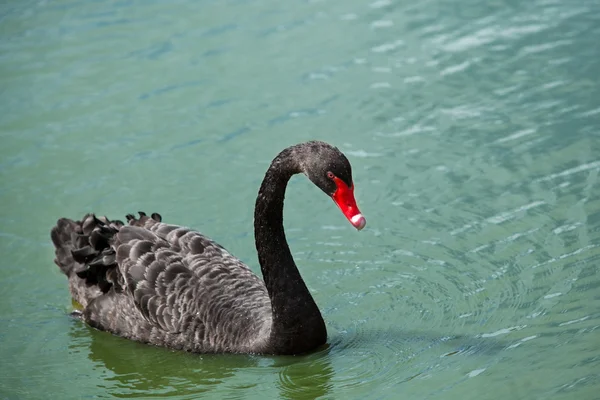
[1,0,599,399]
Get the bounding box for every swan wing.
[55,213,271,352]
[115,215,271,342]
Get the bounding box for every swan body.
[51,141,365,355]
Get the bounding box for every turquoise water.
[1,0,600,398]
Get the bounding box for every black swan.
[51,141,366,355]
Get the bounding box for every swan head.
[300,141,366,231]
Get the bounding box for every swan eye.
[327,171,334,179]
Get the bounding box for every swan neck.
[254,149,326,353]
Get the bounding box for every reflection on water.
[70,321,503,400]
[69,324,258,398]
[69,323,336,399]
[274,349,334,400]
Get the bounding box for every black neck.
[254,148,326,354]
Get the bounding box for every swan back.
[53,213,272,353]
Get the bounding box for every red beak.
[331,177,366,230]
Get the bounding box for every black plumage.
[50,141,364,355]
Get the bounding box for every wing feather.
[57,211,272,352]
[107,217,271,349]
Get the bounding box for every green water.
[1,0,599,398]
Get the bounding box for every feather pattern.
[51,141,363,355]
[53,212,271,353]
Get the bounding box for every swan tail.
[51,216,86,276]
[51,214,126,306]
[51,212,163,307]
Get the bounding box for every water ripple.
[2,0,600,398]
